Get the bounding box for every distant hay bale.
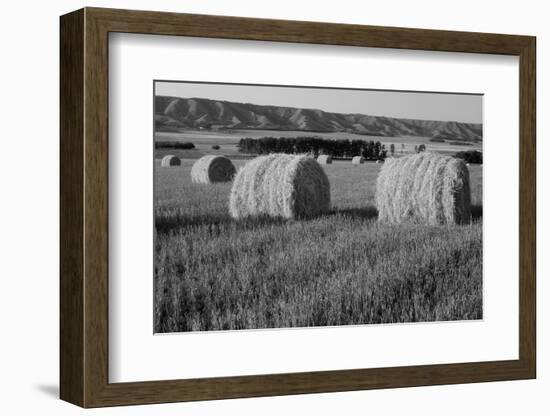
[229,153,331,220]
[161,155,181,167]
[191,155,236,184]
[375,152,471,225]
[317,155,332,164]
[352,156,365,165]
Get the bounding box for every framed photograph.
[60,7,536,408]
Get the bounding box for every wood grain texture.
[83,10,110,406]
[518,38,536,376]
[59,7,537,408]
[59,8,84,407]
[88,7,533,54]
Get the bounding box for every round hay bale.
[317,155,332,164]
[352,156,365,165]
[191,155,236,184]
[161,155,181,167]
[375,152,471,225]
[229,153,331,220]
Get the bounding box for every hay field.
[155,159,482,333]
[155,129,483,160]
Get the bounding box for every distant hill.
[155,96,483,142]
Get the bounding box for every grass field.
[155,129,482,160]
[154,159,483,333]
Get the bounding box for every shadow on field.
[471,204,483,221]
[330,204,483,224]
[330,206,379,220]
[155,211,291,233]
[156,203,482,233]
[155,213,229,232]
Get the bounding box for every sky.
[155,81,483,124]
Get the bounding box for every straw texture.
[352,156,365,165]
[375,152,471,225]
[229,154,330,220]
[317,155,332,164]
[191,155,236,184]
[160,155,181,167]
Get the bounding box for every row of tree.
[155,141,195,149]
[454,150,483,164]
[237,137,389,160]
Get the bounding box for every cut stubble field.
[155,159,483,333]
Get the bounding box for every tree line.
[454,150,482,164]
[237,137,388,160]
[155,141,195,149]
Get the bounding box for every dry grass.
[190,155,236,184]
[317,155,332,164]
[154,159,482,332]
[155,213,482,332]
[376,153,471,225]
[229,154,330,220]
[352,156,365,165]
[160,155,181,167]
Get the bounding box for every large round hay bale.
[160,155,181,167]
[375,152,471,225]
[229,154,331,220]
[352,156,365,165]
[317,155,332,164]
[191,155,236,184]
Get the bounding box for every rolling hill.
[155,96,483,142]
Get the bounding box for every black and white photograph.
[153,81,483,333]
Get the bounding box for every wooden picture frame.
[60,7,536,408]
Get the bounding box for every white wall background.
[0,0,546,414]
